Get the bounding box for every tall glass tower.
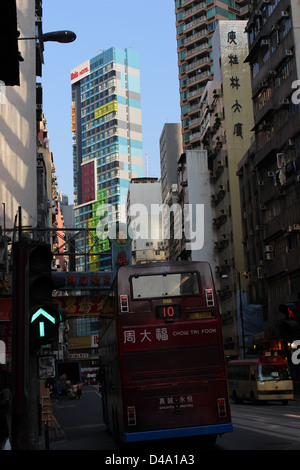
[71,47,144,271]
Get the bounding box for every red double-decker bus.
[98,261,232,445]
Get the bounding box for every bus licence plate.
[187,311,214,319]
[156,305,181,320]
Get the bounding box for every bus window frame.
[129,271,202,301]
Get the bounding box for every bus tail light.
[127,406,136,426]
[120,295,129,312]
[217,398,227,418]
[205,288,215,306]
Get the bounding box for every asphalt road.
[40,384,300,454]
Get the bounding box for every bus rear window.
[131,272,200,299]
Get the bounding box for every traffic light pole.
[11,240,29,450]
[11,239,46,449]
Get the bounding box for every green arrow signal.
[31,308,56,325]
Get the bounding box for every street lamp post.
[235,268,246,358]
[221,267,246,358]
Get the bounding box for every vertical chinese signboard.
[216,20,254,156]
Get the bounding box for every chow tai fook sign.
[71,59,90,84]
[122,323,218,352]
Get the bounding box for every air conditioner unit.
[285,49,293,56]
[267,171,274,177]
[261,39,269,46]
[257,267,264,279]
[265,253,274,260]
[264,245,273,252]
[213,89,221,97]
[277,153,285,167]
[279,98,289,106]
[281,10,289,17]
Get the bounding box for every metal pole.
[18,206,22,240]
[237,269,246,358]
[44,416,49,450]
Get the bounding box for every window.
[131,272,200,299]
[77,318,99,335]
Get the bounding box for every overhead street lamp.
[18,30,76,44]
[18,28,76,76]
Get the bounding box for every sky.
[41,0,181,204]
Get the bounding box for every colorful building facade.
[71,47,144,270]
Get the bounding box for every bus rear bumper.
[123,422,233,443]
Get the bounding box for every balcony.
[186,70,211,86]
[183,3,207,19]
[183,16,207,34]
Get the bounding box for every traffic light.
[279,303,300,323]
[27,241,60,344]
[279,303,300,338]
[0,0,21,86]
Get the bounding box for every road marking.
[232,418,300,443]
[285,414,300,419]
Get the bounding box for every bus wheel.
[112,409,122,446]
[199,435,217,448]
[250,392,257,405]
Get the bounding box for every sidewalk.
[39,397,66,450]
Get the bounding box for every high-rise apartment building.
[174,0,250,150]
[159,123,183,205]
[238,0,300,362]
[71,47,144,271]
